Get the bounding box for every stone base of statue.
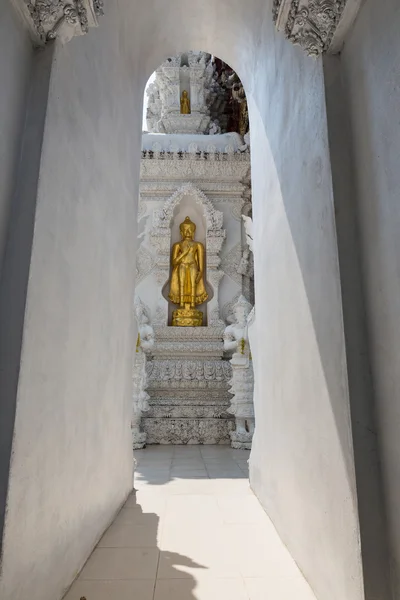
[132,428,147,450]
[230,430,254,450]
[227,352,255,450]
[142,322,235,444]
[172,308,203,327]
[161,112,211,135]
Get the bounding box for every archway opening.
[132,51,256,472]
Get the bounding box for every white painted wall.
[0,4,141,599]
[1,1,365,599]
[246,42,364,600]
[0,0,32,277]
[0,0,33,563]
[340,0,400,595]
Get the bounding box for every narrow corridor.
[64,446,317,599]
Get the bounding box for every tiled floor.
[65,446,317,600]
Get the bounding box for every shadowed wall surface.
[0,1,368,599]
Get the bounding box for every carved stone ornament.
[221,243,243,286]
[140,151,250,184]
[131,297,155,449]
[12,0,102,45]
[273,0,363,57]
[146,182,226,326]
[223,295,255,449]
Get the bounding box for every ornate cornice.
[11,0,102,45]
[140,152,250,184]
[273,0,363,57]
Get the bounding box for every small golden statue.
[180,90,191,114]
[169,216,208,326]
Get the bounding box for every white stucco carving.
[14,0,362,54]
[223,295,255,449]
[140,150,250,182]
[131,346,150,449]
[242,214,254,253]
[221,243,243,286]
[147,182,226,326]
[135,131,253,445]
[142,132,246,154]
[131,297,154,449]
[273,0,363,56]
[146,52,213,134]
[136,244,156,285]
[11,0,102,45]
[142,323,235,444]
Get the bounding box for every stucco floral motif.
[140,152,250,182]
[147,360,231,383]
[152,182,224,235]
[273,0,350,56]
[131,297,154,449]
[223,295,255,449]
[143,418,234,445]
[23,0,99,44]
[221,243,244,286]
[136,244,156,285]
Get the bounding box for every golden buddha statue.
[180,90,191,114]
[169,216,208,326]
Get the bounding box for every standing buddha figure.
[180,90,191,114]
[169,216,208,326]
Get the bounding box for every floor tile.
[114,506,162,526]
[171,468,208,477]
[216,494,268,524]
[222,522,299,578]
[244,576,316,599]
[158,530,239,578]
[162,495,222,532]
[171,460,206,468]
[154,577,249,600]
[130,492,167,516]
[99,521,161,548]
[78,547,159,580]
[67,446,316,600]
[64,579,154,600]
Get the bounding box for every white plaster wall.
[0,0,32,277]
[246,43,364,600]
[1,0,364,599]
[0,3,140,598]
[340,0,400,594]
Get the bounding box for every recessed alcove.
[134,51,253,447]
[162,193,214,326]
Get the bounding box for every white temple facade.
[132,53,255,446]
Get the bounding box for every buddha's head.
[182,90,189,99]
[180,216,196,240]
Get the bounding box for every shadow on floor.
[64,497,205,600]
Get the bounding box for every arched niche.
[150,182,225,327]
[165,192,215,325]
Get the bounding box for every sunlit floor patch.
[64,446,316,600]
